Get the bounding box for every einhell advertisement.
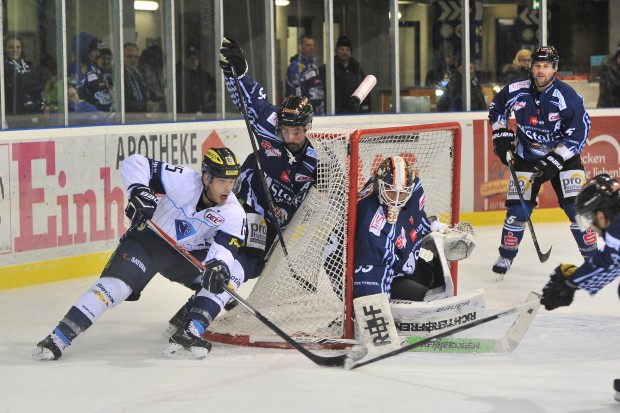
[473,117,620,212]
[0,127,237,270]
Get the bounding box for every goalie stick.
[229,64,317,293]
[346,292,541,370]
[401,291,540,353]
[506,151,552,263]
[145,219,348,367]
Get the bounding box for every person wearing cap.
[67,32,113,113]
[285,34,325,115]
[488,45,596,278]
[320,35,370,114]
[97,46,114,93]
[175,41,216,114]
[597,46,620,108]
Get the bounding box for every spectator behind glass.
[139,45,166,112]
[175,41,215,114]
[3,33,49,117]
[597,46,620,108]
[425,42,456,87]
[286,35,325,115]
[501,49,531,84]
[437,56,487,112]
[123,42,155,113]
[320,35,370,114]
[67,82,113,125]
[67,32,113,113]
[97,46,114,93]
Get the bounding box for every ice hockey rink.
[1,222,619,413]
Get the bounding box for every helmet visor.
[575,211,595,232]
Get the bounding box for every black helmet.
[277,96,313,128]
[531,45,559,69]
[574,173,620,231]
[202,147,240,179]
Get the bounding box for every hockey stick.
[401,291,541,353]
[346,293,541,370]
[145,219,347,367]
[505,151,552,263]
[229,64,317,293]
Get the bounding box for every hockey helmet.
[530,45,559,69]
[374,156,415,223]
[574,173,620,231]
[202,147,240,179]
[277,96,314,129]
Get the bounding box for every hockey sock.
[570,223,598,259]
[186,295,221,331]
[498,204,529,259]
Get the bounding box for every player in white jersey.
[32,147,246,360]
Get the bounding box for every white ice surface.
[1,223,619,413]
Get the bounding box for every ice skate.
[163,320,212,359]
[165,302,189,337]
[614,378,620,403]
[493,256,513,281]
[32,334,65,361]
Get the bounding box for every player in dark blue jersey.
[489,45,597,276]
[353,156,474,301]
[218,37,318,284]
[540,173,620,402]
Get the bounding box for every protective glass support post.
[461,0,471,112]
[214,0,225,118]
[164,0,177,122]
[390,0,400,113]
[113,0,125,124]
[0,1,4,130]
[539,0,548,45]
[324,0,335,115]
[56,0,68,127]
[265,0,276,106]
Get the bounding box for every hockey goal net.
[204,123,461,349]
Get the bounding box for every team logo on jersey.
[583,228,597,246]
[369,206,386,236]
[175,220,196,240]
[205,211,224,226]
[409,228,417,242]
[261,140,282,158]
[548,112,560,121]
[395,228,407,249]
[280,170,290,183]
[509,81,529,93]
[419,193,426,210]
[529,116,538,126]
[295,173,313,182]
[513,101,526,111]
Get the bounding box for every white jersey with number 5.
[121,154,246,267]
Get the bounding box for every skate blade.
[162,343,209,359]
[32,347,57,361]
[495,273,506,282]
[615,392,620,403]
[162,324,178,339]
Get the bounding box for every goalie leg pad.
[353,293,401,357]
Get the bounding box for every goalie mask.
[574,173,620,232]
[374,156,415,224]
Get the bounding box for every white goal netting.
[204,124,461,348]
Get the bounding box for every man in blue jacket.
[489,45,597,277]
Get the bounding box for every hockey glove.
[540,264,578,311]
[125,184,157,230]
[531,152,564,184]
[202,259,231,295]
[219,37,248,77]
[492,128,516,166]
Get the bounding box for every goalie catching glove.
[219,37,248,77]
[540,264,578,311]
[125,184,157,230]
[202,259,231,295]
[423,220,476,261]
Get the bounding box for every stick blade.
[537,245,552,263]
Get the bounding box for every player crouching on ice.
[33,148,245,360]
[540,173,620,402]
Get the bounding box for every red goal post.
[203,122,462,349]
